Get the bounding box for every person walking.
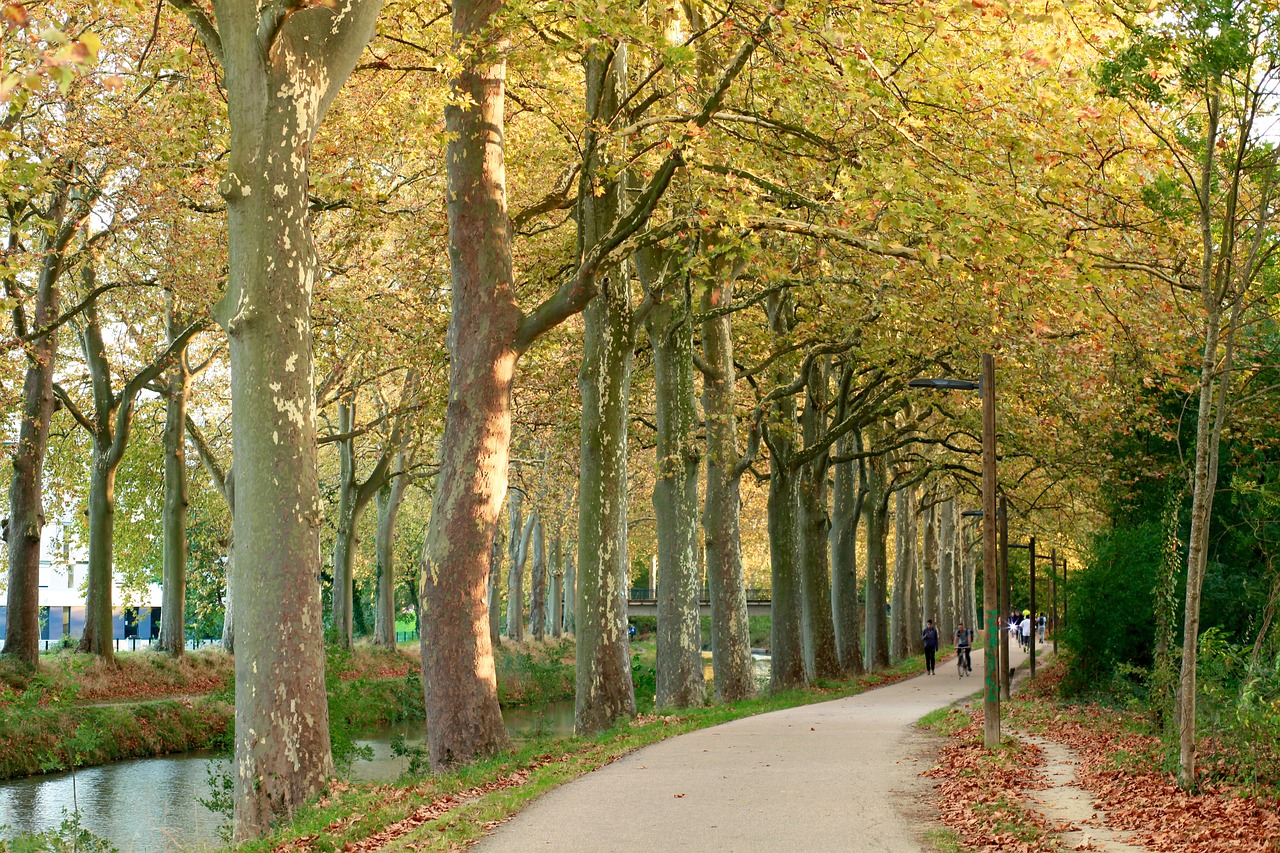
[922,619,940,674]
[1019,612,1032,652]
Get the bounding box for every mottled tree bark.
[765,295,805,691]
[798,360,840,680]
[937,497,956,641]
[699,266,753,701]
[548,532,563,638]
[921,498,937,639]
[862,429,890,671]
[417,0,516,768]
[529,517,547,641]
[647,283,705,709]
[159,295,191,656]
[829,432,864,675]
[575,44,638,733]
[506,490,526,640]
[169,0,382,835]
[486,518,505,647]
[374,454,409,647]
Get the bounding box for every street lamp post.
[1051,549,1059,654]
[1029,535,1036,678]
[909,353,999,747]
[998,493,1010,701]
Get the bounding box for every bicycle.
[956,646,972,677]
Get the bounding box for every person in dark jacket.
[922,619,940,674]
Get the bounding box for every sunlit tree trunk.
[416,0,516,767]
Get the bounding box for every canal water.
[0,701,576,852]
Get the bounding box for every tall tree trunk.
[3,184,79,667]
[563,546,577,636]
[921,498,937,639]
[765,294,804,691]
[69,292,196,660]
[332,399,359,647]
[890,487,911,662]
[548,532,563,638]
[374,454,409,647]
[830,431,864,675]
[906,485,922,654]
[863,432,890,670]
[648,286,704,709]
[415,0,517,769]
[937,497,955,640]
[487,518,505,647]
[767,461,805,690]
[798,361,839,681]
[699,264,753,701]
[221,532,236,652]
[506,491,526,640]
[186,1,382,834]
[79,439,119,659]
[575,44,637,734]
[529,516,547,641]
[158,295,191,656]
[1178,294,1236,787]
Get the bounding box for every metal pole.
[981,353,1000,748]
[1029,535,1036,678]
[998,493,1010,701]
[1051,549,1058,654]
[1062,558,1068,630]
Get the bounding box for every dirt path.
[1022,734,1152,852]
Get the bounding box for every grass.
[917,706,971,738]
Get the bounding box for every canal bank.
[0,701,579,852]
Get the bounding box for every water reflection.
[0,752,227,852]
[0,700,576,853]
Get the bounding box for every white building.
[0,524,163,651]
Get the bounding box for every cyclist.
[954,622,973,675]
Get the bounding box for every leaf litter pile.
[925,665,1280,852]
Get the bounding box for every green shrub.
[1060,522,1162,695]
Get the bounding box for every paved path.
[476,645,1044,852]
